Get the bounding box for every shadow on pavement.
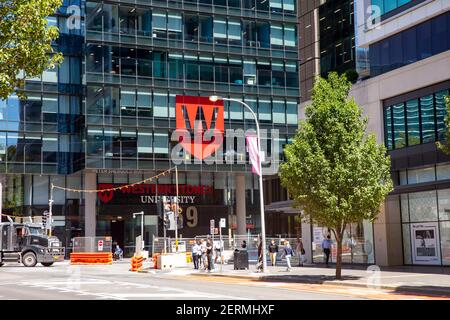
[393,285,450,297]
[257,274,361,284]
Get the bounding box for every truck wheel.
[22,252,37,267]
[41,262,54,267]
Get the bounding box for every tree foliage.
[0,0,63,100]
[436,96,450,154]
[279,73,393,278]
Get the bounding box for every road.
[0,262,447,300]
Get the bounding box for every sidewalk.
[170,262,450,296]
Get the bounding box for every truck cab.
[0,222,65,267]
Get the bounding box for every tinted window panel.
[420,94,435,143]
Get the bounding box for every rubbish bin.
[233,249,249,270]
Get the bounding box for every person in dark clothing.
[268,240,279,266]
[322,235,333,267]
[256,241,263,272]
[206,239,214,272]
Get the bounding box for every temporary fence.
[151,235,304,265]
[70,237,113,264]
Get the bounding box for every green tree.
[436,96,450,154]
[0,0,63,100]
[279,73,393,279]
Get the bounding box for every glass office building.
[0,0,300,254]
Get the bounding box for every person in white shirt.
[192,240,201,270]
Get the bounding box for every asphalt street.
[0,261,446,300]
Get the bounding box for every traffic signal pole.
[175,166,179,253]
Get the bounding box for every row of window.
[86,4,297,48]
[86,127,288,160]
[397,163,450,186]
[182,0,296,12]
[86,45,298,88]
[0,133,80,164]
[400,188,450,266]
[319,0,355,77]
[384,89,449,150]
[86,87,298,125]
[371,0,414,17]
[370,12,450,77]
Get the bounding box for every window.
[167,13,182,32]
[384,87,450,150]
[138,130,152,158]
[270,25,283,46]
[420,94,435,143]
[153,92,168,117]
[284,26,296,47]
[286,101,298,125]
[273,100,285,124]
[436,90,448,139]
[406,99,420,146]
[384,106,393,150]
[392,103,406,149]
[370,12,450,77]
[213,19,227,39]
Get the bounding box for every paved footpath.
[0,260,449,300]
[154,261,450,297]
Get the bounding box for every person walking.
[296,239,305,266]
[200,239,208,271]
[283,241,294,272]
[206,238,214,272]
[256,241,264,272]
[268,240,279,266]
[322,235,333,267]
[192,240,200,270]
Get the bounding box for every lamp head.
[209,95,220,102]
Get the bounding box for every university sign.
[97,183,214,205]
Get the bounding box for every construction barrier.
[152,253,160,269]
[130,255,144,272]
[70,252,113,265]
[186,252,192,263]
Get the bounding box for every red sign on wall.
[176,95,224,160]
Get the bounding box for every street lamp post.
[209,96,268,273]
[133,211,145,252]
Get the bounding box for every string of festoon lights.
[50,167,177,193]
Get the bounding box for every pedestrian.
[256,241,263,272]
[192,240,201,270]
[296,239,305,266]
[322,235,333,267]
[283,241,293,272]
[268,240,278,266]
[206,238,214,272]
[214,240,222,264]
[200,239,208,270]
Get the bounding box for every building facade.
[0,0,300,255]
[352,0,450,266]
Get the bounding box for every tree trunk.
[335,236,343,280]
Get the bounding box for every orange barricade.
[70,252,113,265]
[152,253,161,269]
[130,255,143,272]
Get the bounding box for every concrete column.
[236,173,246,236]
[84,171,97,237]
[0,176,3,217]
[374,196,403,267]
[301,219,312,264]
